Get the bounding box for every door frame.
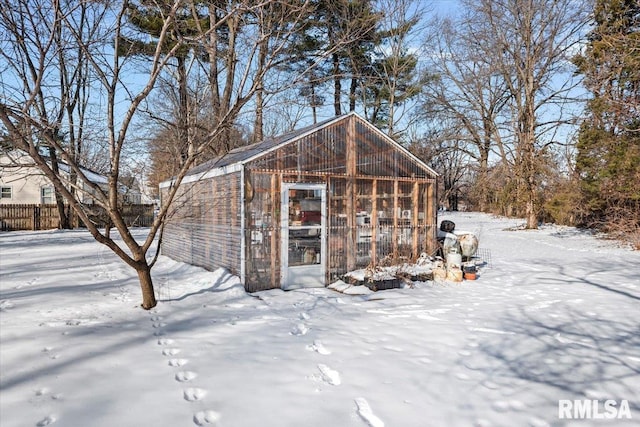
[280,182,327,290]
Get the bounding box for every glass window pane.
[41,187,54,204]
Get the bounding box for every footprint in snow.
[354,398,384,427]
[481,380,499,390]
[163,348,181,356]
[17,278,39,289]
[299,312,310,320]
[456,372,471,381]
[32,388,63,404]
[290,323,308,336]
[150,316,162,321]
[168,358,188,367]
[35,388,50,396]
[183,388,207,401]
[318,364,341,385]
[157,338,174,346]
[193,410,220,426]
[528,417,551,427]
[0,299,14,311]
[175,371,198,382]
[306,340,331,355]
[36,415,56,426]
[492,400,526,412]
[42,347,61,359]
[152,322,167,328]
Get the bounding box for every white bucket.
[446,252,462,269]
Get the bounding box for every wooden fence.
[0,204,155,231]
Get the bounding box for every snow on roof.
[1,150,108,184]
[57,162,108,184]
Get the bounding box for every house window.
[1,186,11,199]
[41,187,54,204]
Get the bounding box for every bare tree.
[420,15,510,211]
[0,0,96,228]
[0,0,336,310]
[465,0,588,228]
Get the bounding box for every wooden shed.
[160,112,438,292]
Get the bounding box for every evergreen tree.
[574,0,640,239]
[119,1,209,163]
[283,0,379,118]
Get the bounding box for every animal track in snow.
[290,323,308,336]
[157,338,175,346]
[150,316,162,321]
[163,348,181,356]
[175,371,198,382]
[193,410,220,426]
[183,388,207,401]
[528,417,551,427]
[481,380,499,390]
[16,277,39,289]
[492,400,526,412]
[354,398,384,427]
[306,340,331,355]
[168,358,188,367]
[317,364,341,385]
[0,299,14,311]
[152,322,167,328]
[32,387,63,405]
[35,387,50,396]
[36,415,57,426]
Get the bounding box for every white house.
[0,150,108,205]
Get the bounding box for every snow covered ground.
[1,212,639,427]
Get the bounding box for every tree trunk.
[525,172,538,229]
[48,146,71,229]
[333,52,341,116]
[478,136,491,212]
[254,86,264,143]
[349,76,357,112]
[177,55,189,161]
[253,34,267,144]
[136,261,157,310]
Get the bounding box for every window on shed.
[1,186,12,199]
[41,187,54,204]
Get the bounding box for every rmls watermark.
[559,400,632,420]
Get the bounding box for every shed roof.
[161,112,437,187]
[184,115,338,177]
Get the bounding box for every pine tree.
[574,0,640,239]
[119,1,209,163]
